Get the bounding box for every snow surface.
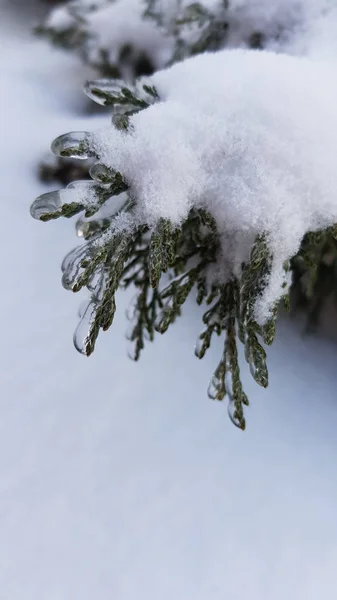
[1,5,337,600]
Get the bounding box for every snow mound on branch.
[93,48,337,323]
[45,0,173,71]
[46,6,77,31]
[86,0,172,70]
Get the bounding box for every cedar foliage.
[31,73,337,429]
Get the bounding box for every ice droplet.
[51,131,94,160]
[207,375,225,401]
[67,179,97,193]
[61,245,87,273]
[73,300,97,356]
[30,190,62,220]
[89,163,116,185]
[227,400,244,429]
[194,336,204,359]
[249,362,268,388]
[87,268,104,295]
[112,103,138,116]
[76,216,110,240]
[154,310,171,334]
[84,79,124,105]
[61,245,88,291]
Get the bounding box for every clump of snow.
[93,49,337,323]
[201,0,337,62]
[225,0,310,51]
[44,0,173,72]
[45,5,77,31]
[86,0,172,70]
[285,2,337,62]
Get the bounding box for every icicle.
[227,399,245,430]
[61,245,87,273]
[249,362,268,388]
[207,374,225,401]
[194,335,205,359]
[73,300,98,356]
[154,309,171,334]
[87,267,104,295]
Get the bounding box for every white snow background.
[0,2,336,599]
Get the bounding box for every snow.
[225,0,337,54]
[87,0,172,70]
[44,0,173,71]
[1,4,337,600]
[45,5,77,31]
[93,48,337,322]
[42,0,337,69]
[286,2,337,62]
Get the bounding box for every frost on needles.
[31,49,337,430]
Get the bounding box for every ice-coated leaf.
[227,400,245,430]
[76,216,110,240]
[89,163,116,184]
[84,79,125,106]
[73,299,99,356]
[61,244,91,291]
[30,190,83,221]
[51,131,95,160]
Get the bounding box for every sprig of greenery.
[31,74,337,429]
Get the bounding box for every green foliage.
[291,228,337,329]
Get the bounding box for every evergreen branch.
[30,72,337,429]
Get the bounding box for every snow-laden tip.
[93,48,337,323]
